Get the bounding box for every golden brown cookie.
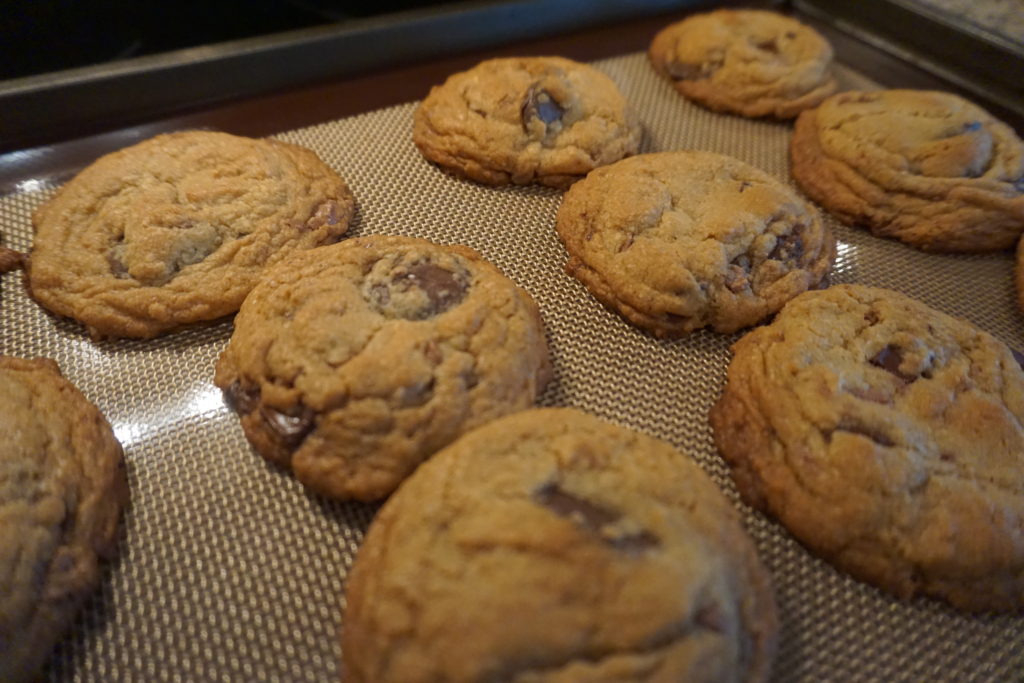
[1017,236,1024,311]
[791,90,1024,252]
[28,131,355,339]
[0,356,128,683]
[649,9,836,119]
[556,151,833,336]
[710,284,1024,611]
[413,56,642,188]
[343,408,778,682]
[215,235,551,501]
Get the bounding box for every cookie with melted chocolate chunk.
[214,235,551,501]
[710,284,1024,611]
[648,9,836,119]
[413,56,641,188]
[556,151,833,336]
[27,131,355,338]
[791,90,1024,251]
[343,408,778,682]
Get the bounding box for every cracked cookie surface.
[648,9,836,119]
[710,284,1024,611]
[413,56,642,188]
[556,151,833,337]
[791,90,1024,252]
[342,407,778,683]
[214,235,551,501]
[0,356,128,683]
[28,131,355,338]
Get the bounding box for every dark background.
[4,0,456,80]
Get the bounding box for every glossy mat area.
[1,52,1022,682]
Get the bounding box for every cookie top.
[710,284,1024,611]
[28,131,355,339]
[648,9,836,119]
[556,151,833,336]
[791,90,1024,252]
[0,356,128,683]
[343,407,778,683]
[1017,236,1024,312]
[214,235,551,501]
[413,56,642,188]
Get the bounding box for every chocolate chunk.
[769,230,804,265]
[666,60,720,81]
[864,310,880,325]
[399,376,435,407]
[521,86,564,131]
[962,121,982,133]
[869,345,917,382]
[403,263,467,316]
[940,452,956,463]
[1012,348,1024,371]
[695,600,726,633]
[835,417,895,448]
[259,405,315,448]
[754,38,779,53]
[618,235,635,253]
[224,381,260,414]
[0,247,24,273]
[785,31,797,39]
[739,181,751,193]
[307,200,341,229]
[533,481,659,553]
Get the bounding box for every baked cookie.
[1017,236,1024,311]
[28,130,355,339]
[556,151,833,337]
[413,56,642,188]
[343,407,778,682]
[791,90,1024,252]
[649,9,836,119]
[0,356,128,683]
[710,284,1024,611]
[215,235,551,501]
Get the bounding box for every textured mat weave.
[1,51,1022,682]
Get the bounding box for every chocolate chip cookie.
[791,90,1024,252]
[556,151,833,337]
[1,356,128,683]
[214,235,551,501]
[649,9,836,119]
[413,56,642,188]
[28,131,355,339]
[343,407,778,682]
[710,284,1024,611]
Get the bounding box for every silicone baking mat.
[2,51,1022,682]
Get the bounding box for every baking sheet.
[1,51,1022,682]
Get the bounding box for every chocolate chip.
[754,37,779,53]
[695,601,726,633]
[533,482,659,553]
[739,181,751,193]
[402,263,467,316]
[864,310,880,325]
[0,247,24,273]
[666,60,720,81]
[107,239,128,278]
[962,121,982,133]
[869,345,917,382]
[521,85,564,131]
[834,417,895,448]
[307,200,342,229]
[259,405,315,448]
[1012,348,1024,371]
[785,31,797,39]
[769,231,804,265]
[461,368,479,389]
[618,235,635,253]
[940,452,956,463]
[399,377,434,407]
[224,381,260,415]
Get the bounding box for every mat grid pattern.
[1,52,1022,682]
